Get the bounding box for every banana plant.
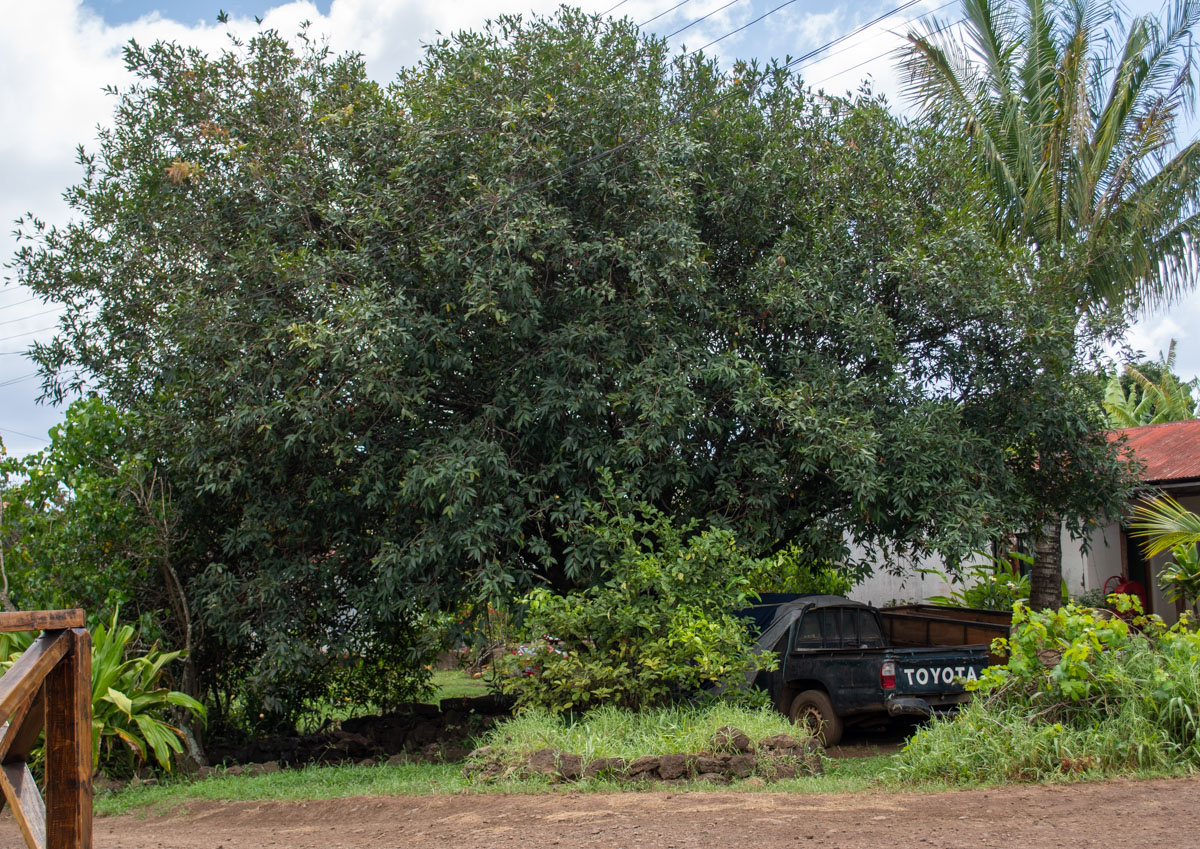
[0,612,205,772]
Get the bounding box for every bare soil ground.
[4,776,1197,849]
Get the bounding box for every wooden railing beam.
[0,611,85,633]
[1,762,47,849]
[0,632,71,722]
[0,686,45,764]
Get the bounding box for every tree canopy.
[11,10,1133,721]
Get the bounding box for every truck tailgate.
[891,647,989,696]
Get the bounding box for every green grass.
[95,750,901,818]
[430,668,489,701]
[96,705,908,817]
[473,703,805,764]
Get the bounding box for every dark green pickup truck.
[741,594,1005,746]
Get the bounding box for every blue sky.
[82,0,332,25]
[1,0,1197,456]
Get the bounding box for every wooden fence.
[0,609,92,849]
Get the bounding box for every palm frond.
[1130,495,1200,557]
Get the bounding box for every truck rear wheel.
[789,690,843,747]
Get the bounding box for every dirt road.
[3,776,1193,849]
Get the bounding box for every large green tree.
[12,11,1130,724]
[901,0,1200,609]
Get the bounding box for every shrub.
[496,494,772,712]
[0,613,205,775]
[895,597,1200,781]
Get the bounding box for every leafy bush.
[895,597,1200,781]
[0,614,205,775]
[921,551,1031,610]
[496,495,772,712]
[747,545,855,597]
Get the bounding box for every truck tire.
[789,690,843,747]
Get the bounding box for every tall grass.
[476,704,802,764]
[895,611,1200,783]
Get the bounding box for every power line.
[600,0,633,14]
[640,0,694,27]
[805,14,965,88]
[693,0,805,53]
[0,307,61,328]
[665,0,744,39]
[0,372,39,389]
[0,426,50,444]
[0,326,59,344]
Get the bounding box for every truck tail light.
[881,661,896,690]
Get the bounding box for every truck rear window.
[793,607,885,649]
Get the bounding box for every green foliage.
[1131,495,1200,557]
[923,551,1031,610]
[0,398,171,632]
[746,545,855,597]
[12,10,1134,724]
[896,598,1200,781]
[497,490,770,712]
[1157,544,1200,609]
[497,483,771,710]
[901,0,1200,315]
[1103,340,1199,427]
[0,614,205,775]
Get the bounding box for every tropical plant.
[922,551,1033,610]
[1131,494,1200,553]
[901,0,1200,610]
[0,613,205,774]
[1131,495,1200,606]
[1103,339,1199,427]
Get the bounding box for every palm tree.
[901,0,1200,609]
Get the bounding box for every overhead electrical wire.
[0,425,50,444]
[638,0,696,27]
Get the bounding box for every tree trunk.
[1030,517,1063,611]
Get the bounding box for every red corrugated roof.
[1113,419,1200,483]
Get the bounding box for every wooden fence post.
[44,627,92,849]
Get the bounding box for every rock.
[558,752,583,781]
[442,745,470,763]
[696,772,729,784]
[246,760,281,777]
[196,766,217,780]
[93,775,124,794]
[526,748,563,777]
[583,757,627,779]
[626,755,660,778]
[758,733,802,753]
[657,753,688,780]
[762,761,797,781]
[695,756,724,775]
[727,753,757,778]
[224,765,244,776]
[711,726,753,753]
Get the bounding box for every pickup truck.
[740,594,1003,746]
